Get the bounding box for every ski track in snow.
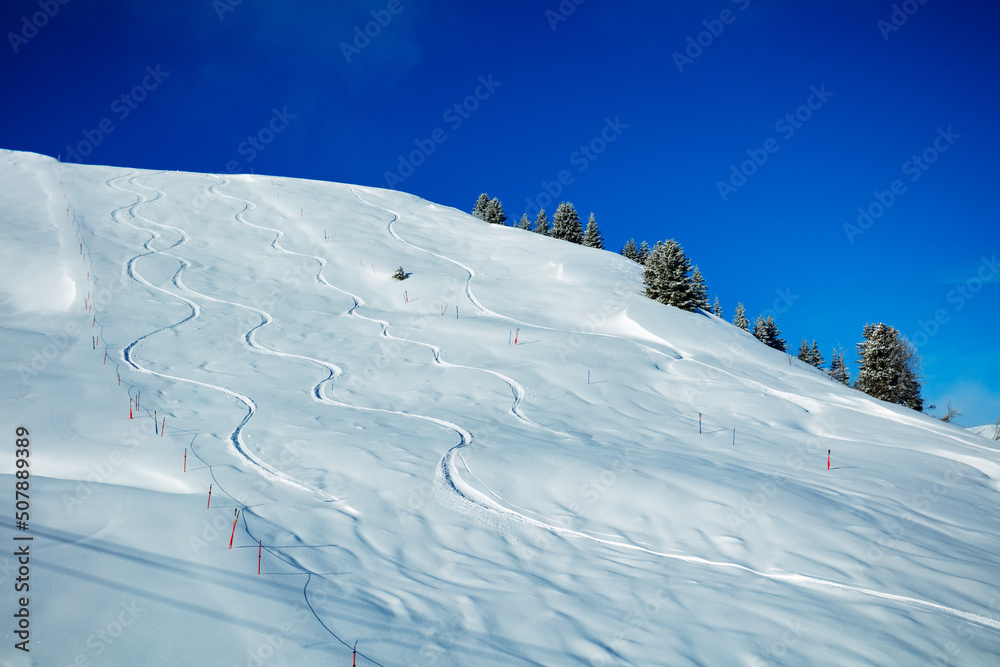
[348,187,1000,638]
[108,174,346,507]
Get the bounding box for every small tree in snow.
[517,213,531,230]
[712,297,723,318]
[639,241,651,264]
[690,266,709,311]
[753,315,786,352]
[471,193,490,220]
[808,341,824,369]
[582,213,604,249]
[621,239,643,263]
[393,266,409,280]
[533,208,550,235]
[733,302,749,332]
[643,240,698,311]
[551,202,583,244]
[484,197,507,225]
[828,347,850,385]
[855,323,923,411]
[937,400,961,424]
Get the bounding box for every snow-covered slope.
[2,149,998,665]
[968,424,999,441]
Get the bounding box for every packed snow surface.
[1,150,999,665]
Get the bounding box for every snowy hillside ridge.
[967,424,1000,441]
[2,148,999,665]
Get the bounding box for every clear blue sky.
[3,0,997,426]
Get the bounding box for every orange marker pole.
[207,484,212,509]
[161,417,165,437]
[229,509,238,549]
[183,448,187,472]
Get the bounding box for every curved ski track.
[108,174,344,506]
[347,187,1000,638]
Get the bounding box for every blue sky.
[3,0,997,426]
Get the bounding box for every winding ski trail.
[108,174,346,506]
[347,186,1000,641]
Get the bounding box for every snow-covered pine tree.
[472,193,490,220]
[582,213,604,249]
[690,266,709,311]
[533,208,550,235]
[797,340,811,362]
[551,202,583,244]
[753,315,768,342]
[621,238,642,263]
[639,241,651,264]
[517,213,531,230]
[484,197,507,225]
[642,241,668,304]
[733,302,749,331]
[643,240,697,311]
[855,323,923,411]
[808,340,824,369]
[894,336,924,411]
[754,315,786,351]
[828,347,850,385]
[712,297,723,318]
[766,316,787,352]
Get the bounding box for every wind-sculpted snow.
[2,150,998,666]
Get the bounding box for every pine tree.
[533,208,549,235]
[582,213,604,249]
[517,213,531,230]
[808,341,824,369]
[855,323,923,411]
[797,340,811,362]
[484,197,507,225]
[690,266,709,311]
[829,349,849,385]
[642,242,667,304]
[828,347,850,385]
[471,193,490,220]
[754,315,786,352]
[639,241,651,265]
[621,238,642,263]
[551,202,583,244]
[643,240,697,311]
[712,297,723,318]
[733,302,749,331]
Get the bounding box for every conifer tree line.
[470,193,932,416]
[471,195,604,249]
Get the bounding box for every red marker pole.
[229,509,238,549]
[129,399,133,419]
[207,484,212,509]
[258,540,262,574]
[183,448,187,472]
[161,417,165,437]
[827,449,831,471]
[514,328,519,345]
